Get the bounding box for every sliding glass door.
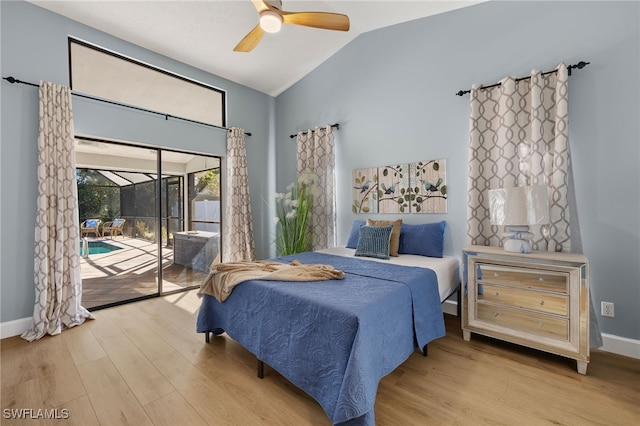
[159,152,221,296]
[76,137,221,309]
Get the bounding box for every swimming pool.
[80,240,122,256]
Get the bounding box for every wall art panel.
[352,159,447,214]
[377,164,411,213]
[410,159,447,213]
[352,167,378,213]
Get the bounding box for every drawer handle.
[539,300,545,306]
[495,292,500,296]
[494,312,500,317]
[539,321,545,328]
[494,272,500,277]
[539,277,544,282]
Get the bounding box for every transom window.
[69,38,226,127]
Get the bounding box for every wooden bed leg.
[205,331,210,344]
[257,359,264,379]
[422,345,428,357]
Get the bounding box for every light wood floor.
[1,290,638,425]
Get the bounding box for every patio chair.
[102,218,126,238]
[81,219,101,238]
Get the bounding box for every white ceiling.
[29,0,482,96]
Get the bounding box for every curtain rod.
[289,123,340,139]
[454,61,590,97]
[2,76,252,136]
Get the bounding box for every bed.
[196,223,460,425]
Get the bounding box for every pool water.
[80,241,122,256]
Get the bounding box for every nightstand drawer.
[477,303,569,340]
[478,264,568,293]
[478,283,569,316]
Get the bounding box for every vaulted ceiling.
[29,0,482,96]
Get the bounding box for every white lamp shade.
[489,185,550,226]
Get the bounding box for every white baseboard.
[443,299,458,316]
[1,316,31,339]
[600,333,640,359]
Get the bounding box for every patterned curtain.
[296,125,336,250]
[467,63,571,252]
[22,81,93,342]
[222,128,255,262]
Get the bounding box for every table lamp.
[488,185,550,253]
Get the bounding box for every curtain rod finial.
[567,61,590,76]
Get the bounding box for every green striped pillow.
[354,225,393,260]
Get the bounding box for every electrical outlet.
[601,301,615,317]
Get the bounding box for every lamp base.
[502,225,532,254]
[503,238,532,254]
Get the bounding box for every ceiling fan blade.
[282,11,350,31]
[233,24,265,52]
[251,0,271,14]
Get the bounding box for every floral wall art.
[352,159,447,214]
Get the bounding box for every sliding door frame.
[76,136,222,310]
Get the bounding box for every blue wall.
[275,1,639,340]
[0,1,275,324]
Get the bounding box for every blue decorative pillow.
[346,220,366,248]
[398,221,446,258]
[112,218,125,227]
[354,225,393,260]
[85,219,98,228]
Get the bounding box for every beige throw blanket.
[198,259,345,302]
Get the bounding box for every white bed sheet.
[316,247,460,302]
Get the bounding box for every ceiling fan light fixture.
[259,10,282,33]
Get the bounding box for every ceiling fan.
[234,0,350,52]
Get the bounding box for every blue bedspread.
[196,252,445,425]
